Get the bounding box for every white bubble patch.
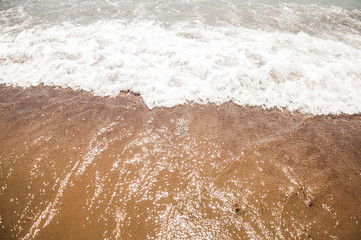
[1,20,361,114]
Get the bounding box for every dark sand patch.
[0,85,360,239]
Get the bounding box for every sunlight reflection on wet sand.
[0,86,360,239]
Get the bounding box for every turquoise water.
[1,0,360,45]
[1,0,361,28]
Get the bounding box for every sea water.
[1,0,361,114]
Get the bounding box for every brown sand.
[0,85,360,239]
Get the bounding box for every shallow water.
[1,86,360,239]
[1,0,361,238]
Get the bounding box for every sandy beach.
[0,85,360,239]
[1,0,361,239]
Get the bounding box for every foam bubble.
[1,20,361,114]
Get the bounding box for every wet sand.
[0,85,360,239]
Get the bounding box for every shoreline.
[3,84,361,117]
[1,85,360,239]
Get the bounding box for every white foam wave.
[1,21,361,114]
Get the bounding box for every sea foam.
[1,20,361,115]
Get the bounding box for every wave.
[1,3,361,115]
